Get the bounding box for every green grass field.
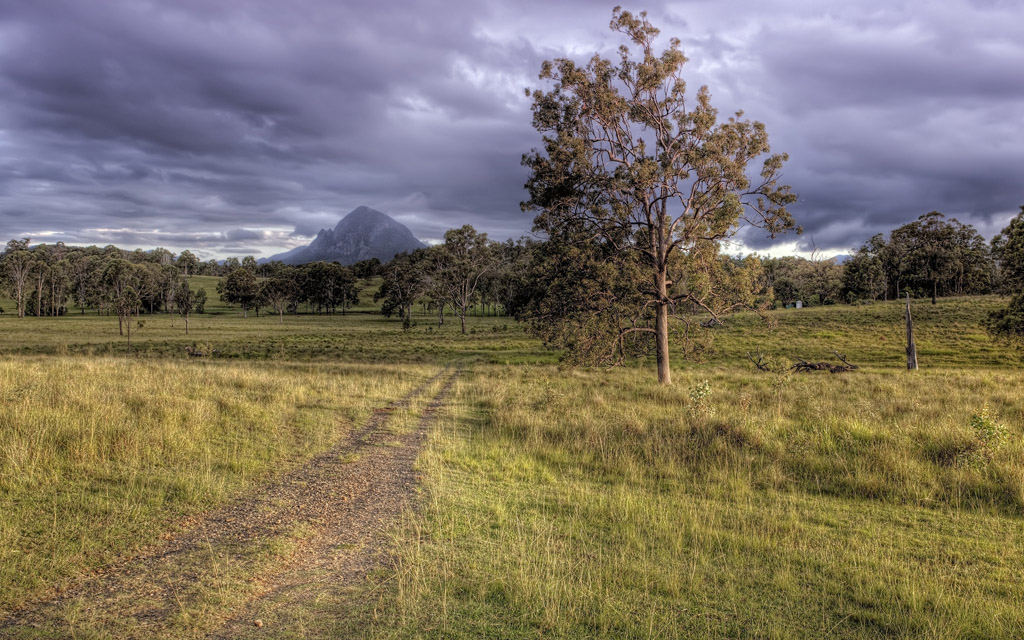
[0,277,546,363]
[0,357,436,617]
[0,290,1021,637]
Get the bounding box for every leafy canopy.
[520,7,796,380]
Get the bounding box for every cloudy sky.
[1,0,1021,259]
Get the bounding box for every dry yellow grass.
[0,357,433,616]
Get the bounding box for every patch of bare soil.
[0,367,459,639]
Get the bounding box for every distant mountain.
[265,206,426,266]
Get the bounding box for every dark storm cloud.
[712,0,1024,252]
[0,0,1021,258]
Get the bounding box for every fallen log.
[791,350,858,373]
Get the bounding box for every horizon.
[9,203,876,263]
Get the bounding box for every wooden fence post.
[906,292,918,371]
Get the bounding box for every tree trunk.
[279,309,284,323]
[653,258,672,384]
[906,293,918,371]
[931,279,937,305]
[655,302,671,385]
[184,314,189,334]
[460,310,466,334]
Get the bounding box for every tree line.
[766,209,1021,308]
[3,207,1021,328]
[0,239,208,321]
[216,259,377,320]
[3,206,1022,355]
[374,225,532,333]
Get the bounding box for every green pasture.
[0,288,1021,638]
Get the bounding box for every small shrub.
[986,292,1024,341]
[687,379,715,420]
[955,405,1009,469]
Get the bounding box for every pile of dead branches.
[747,348,858,373]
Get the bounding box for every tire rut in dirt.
[208,366,460,638]
[0,366,456,639]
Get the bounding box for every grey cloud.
[0,0,1021,259]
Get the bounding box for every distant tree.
[375,250,428,329]
[880,233,911,299]
[68,252,101,314]
[418,252,448,327]
[297,262,358,314]
[150,247,175,266]
[259,277,297,323]
[136,263,165,314]
[992,205,1024,292]
[891,212,993,303]
[328,264,360,314]
[494,238,537,318]
[223,257,241,272]
[803,256,844,305]
[763,256,801,306]
[241,255,258,271]
[949,222,994,295]
[842,237,887,302]
[175,280,205,334]
[894,213,957,304]
[218,268,259,317]
[521,8,796,383]
[2,239,33,318]
[47,259,70,316]
[258,260,288,279]
[103,259,142,340]
[433,225,493,334]
[177,250,199,277]
[30,251,49,317]
[351,258,382,279]
[157,264,181,314]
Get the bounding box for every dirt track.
[0,366,459,639]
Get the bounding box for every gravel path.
[0,366,459,639]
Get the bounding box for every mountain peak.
[335,206,389,231]
[265,206,425,266]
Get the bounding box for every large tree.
[891,211,993,304]
[218,268,259,317]
[2,239,33,318]
[521,8,797,383]
[175,280,206,334]
[259,277,297,322]
[842,235,887,302]
[433,225,494,334]
[177,250,199,277]
[102,259,142,340]
[992,205,1024,292]
[375,249,428,330]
